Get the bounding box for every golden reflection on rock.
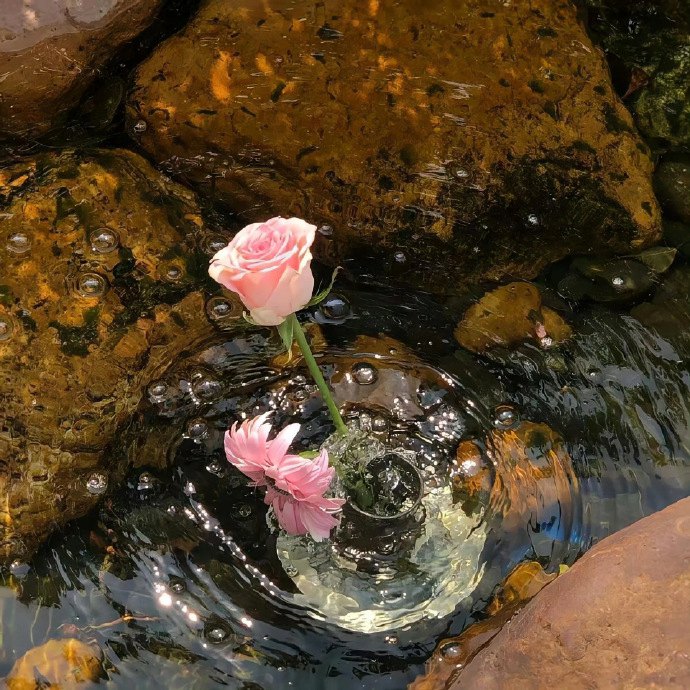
[6,638,102,690]
[0,150,215,563]
[409,562,558,690]
[486,421,579,536]
[454,282,572,353]
[127,0,659,291]
[412,420,577,689]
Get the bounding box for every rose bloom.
[209,216,317,326]
[224,414,344,541]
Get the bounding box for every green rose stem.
[288,313,348,436]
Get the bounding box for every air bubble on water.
[203,235,230,255]
[187,418,208,441]
[384,634,399,644]
[204,624,231,644]
[394,251,406,263]
[611,276,625,287]
[205,296,238,324]
[351,362,378,385]
[6,232,31,254]
[184,481,197,496]
[371,415,388,432]
[206,460,224,476]
[170,578,186,594]
[539,336,554,348]
[132,119,147,134]
[76,272,107,298]
[137,472,156,491]
[0,317,14,341]
[319,293,351,321]
[440,641,462,661]
[148,381,169,403]
[291,375,307,386]
[9,560,29,578]
[318,225,334,237]
[358,412,372,432]
[163,264,183,282]
[527,214,539,226]
[86,472,108,495]
[493,404,518,429]
[192,377,222,402]
[237,504,252,519]
[88,228,119,254]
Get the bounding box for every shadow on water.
[2,259,690,688]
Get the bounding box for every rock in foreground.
[439,497,690,690]
[128,0,660,291]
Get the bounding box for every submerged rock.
[126,0,660,291]
[636,43,690,149]
[0,149,216,563]
[454,282,571,353]
[6,638,102,690]
[440,496,690,690]
[558,255,658,304]
[586,0,690,150]
[654,159,690,223]
[0,0,164,139]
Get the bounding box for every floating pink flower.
[266,448,337,501]
[224,414,344,540]
[224,413,300,485]
[264,487,344,541]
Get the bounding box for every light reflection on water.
[1,270,690,688]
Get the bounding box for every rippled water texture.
[1,270,689,688]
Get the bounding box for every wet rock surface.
[454,282,571,353]
[586,0,690,150]
[0,148,215,563]
[0,0,165,139]
[441,496,690,690]
[5,638,103,690]
[127,0,660,291]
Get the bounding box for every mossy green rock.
[636,43,690,149]
[0,150,214,563]
[126,0,661,291]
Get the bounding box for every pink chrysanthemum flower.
[224,414,344,541]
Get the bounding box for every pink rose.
[209,217,317,326]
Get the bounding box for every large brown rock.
[0,0,164,139]
[126,0,661,291]
[0,149,216,563]
[437,497,690,690]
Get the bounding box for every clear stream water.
[2,2,690,689]
[1,274,690,688]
